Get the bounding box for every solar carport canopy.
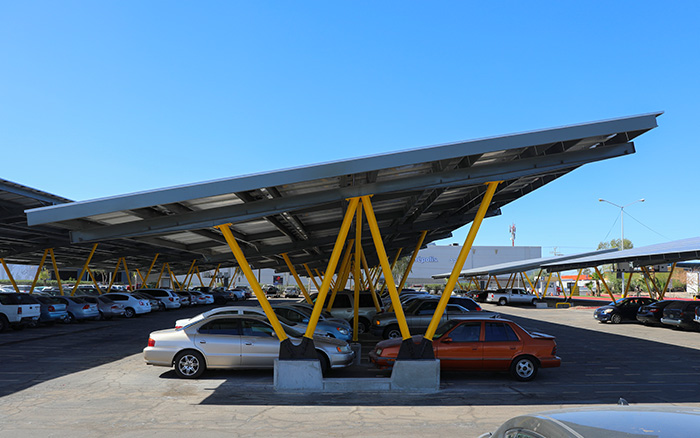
[431,249,619,279]
[25,112,661,272]
[541,237,700,271]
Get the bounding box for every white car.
[188,291,214,305]
[133,288,181,310]
[102,293,152,318]
[0,293,41,331]
[175,306,268,329]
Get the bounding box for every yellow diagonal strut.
[282,253,313,304]
[425,181,500,340]
[216,224,288,342]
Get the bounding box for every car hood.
[374,335,424,350]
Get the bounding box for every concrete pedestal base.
[350,343,361,365]
[390,359,440,392]
[273,359,323,390]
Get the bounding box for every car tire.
[158,302,166,312]
[531,298,537,306]
[174,350,206,379]
[0,314,8,332]
[353,317,370,334]
[383,325,402,340]
[316,350,330,376]
[124,307,135,318]
[64,313,75,324]
[498,298,507,306]
[611,313,622,324]
[232,296,238,302]
[511,356,539,381]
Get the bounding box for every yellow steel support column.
[303,264,321,293]
[397,230,427,294]
[360,249,381,312]
[641,267,655,299]
[352,202,363,342]
[378,248,403,296]
[425,181,500,340]
[216,224,288,341]
[556,272,566,299]
[570,269,583,297]
[484,275,492,290]
[141,253,159,288]
[505,273,514,288]
[182,260,196,290]
[123,259,133,290]
[541,273,552,297]
[623,272,634,298]
[71,244,98,296]
[641,266,660,298]
[208,265,221,288]
[595,267,616,302]
[523,271,537,297]
[136,269,145,287]
[303,197,360,339]
[155,264,166,289]
[0,259,20,293]
[362,195,411,341]
[106,258,123,294]
[29,249,49,293]
[49,249,64,295]
[186,262,198,290]
[194,266,204,288]
[493,275,502,288]
[282,253,313,304]
[327,239,354,311]
[87,267,103,294]
[660,262,677,300]
[534,269,544,294]
[166,263,181,290]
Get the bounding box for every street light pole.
[599,198,645,296]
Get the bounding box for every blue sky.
[1,2,698,256]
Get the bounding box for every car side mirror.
[442,337,453,344]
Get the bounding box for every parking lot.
[1,299,699,437]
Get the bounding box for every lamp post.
[599,198,645,295]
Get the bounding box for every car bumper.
[41,311,68,322]
[328,350,355,369]
[75,310,101,320]
[594,312,612,322]
[368,351,395,369]
[539,356,562,369]
[164,301,181,309]
[660,317,694,329]
[143,347,176,367]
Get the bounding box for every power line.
[624,211,671,241]
[602,213,620,243]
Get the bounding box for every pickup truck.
[485,288,539,306]
[0,292,41,331]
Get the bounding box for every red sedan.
[369,318,560,381]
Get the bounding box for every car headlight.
[603,308,613,314]
[337,327,349,335]
[336,345,351,353]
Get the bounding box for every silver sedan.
[144,314,354,378]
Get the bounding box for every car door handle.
[245,342,253,345]
[199,340,207,344]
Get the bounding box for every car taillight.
[83,305,90,310]
[169,297,174,302]
[175,325,182,329]
[147,338,156,347]
[552,346,557,356]
[488,293,494,298]
[112,305,119,310]
[17,307,22,314]
[651,308,660,313]
[48,305,55,312]
[475,305,482,311]
[139,301,145,306]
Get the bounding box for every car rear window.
[485,322,520,342]
[448,322,481,342]
[199,319,241,335]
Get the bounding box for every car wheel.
[316,350,330,376]
[511,356,538,381]
[232,295,238,302]
[383,325,402,340]
[124,307,136,318]
[174,350,206,379]
[158,302,166,312]
[353,317,369,334]
[64,313,75,324]
[531,298,537,306]
[498,298,507,306]
[611,313,622,324]
[0,315,8,332]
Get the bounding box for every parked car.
[310,290,381,333]
[594,297,656,324]
[132,288,181,310]
[484,405,700,438]
[174,291,193,307]
[369,318,560,381]
[132,292,163,311]
[0,292,41,330]
[660,300,700,331]
[636,300,679,326]
[102,293,152,318]
[271,305,352,341]
[371,297,498,339]
[264,286,280,297]
[696,305,700,326]
[283,287,300,298]
[78,295,125,320]
[469,290,489,303]
[144,314,355,378]
[35,295,69,324]
[485,288,539,306]
[54,296,100,323]
[189,290,214,305]
[288,303,352,329]
[195,287,244,304]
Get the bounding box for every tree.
[597,238,633,250]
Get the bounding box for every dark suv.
[660,301,700,331]
[594,297,656,324]
[636,300,679,326]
